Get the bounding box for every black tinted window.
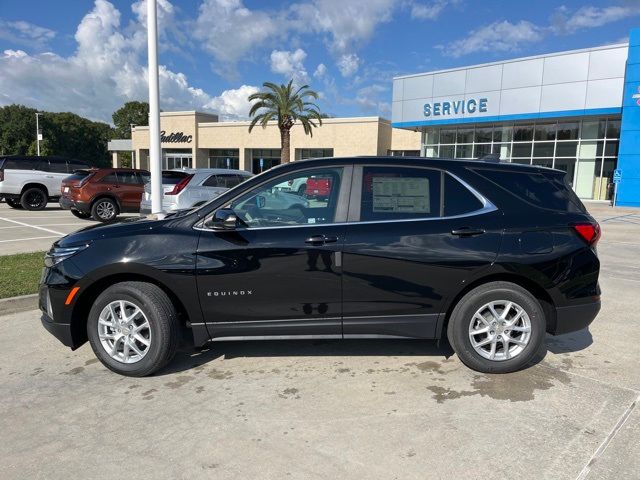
[203,174,222,187]
[69,161,89,171]
[161,171,189,185]
[3,158,40,170]
[118,171,139,184]
[475,168,576,211]
[101,173,118,183]
[444,174,483,216]
[66,171,91,182]
[48,158,68,173]
[360,167,441,221]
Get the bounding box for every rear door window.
[48,158,69,173]
[101,173,119,183]
[359,166,441,221]
[68,161,89,172]
[118,171,139,184]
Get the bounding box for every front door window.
[228,168,342,228]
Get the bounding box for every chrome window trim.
[194,167,497,232]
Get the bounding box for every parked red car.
[304,175,332,200]
[60,168,149,222]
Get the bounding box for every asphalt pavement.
[0,202,638,479]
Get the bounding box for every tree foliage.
[248,80,323,164]
[0,104,113,167]
[112,101,149,139]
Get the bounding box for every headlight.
[44,244,90,267]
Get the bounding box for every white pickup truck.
[0,156,89,210]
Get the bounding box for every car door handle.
[451,227,485,237]
[305,235,338,245]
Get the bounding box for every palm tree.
[248,80,323,164]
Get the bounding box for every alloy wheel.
[96,201,116,220]
[468,300,532,361]
[25,191,45,209]
[97,300,151,364]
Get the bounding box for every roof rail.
[478,153,500,163]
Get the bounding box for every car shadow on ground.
[545,328,593,354]
[161,339,456,376]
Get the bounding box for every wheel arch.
[68,272,193,349]
[21,182,49,197]
[437,272,557,339]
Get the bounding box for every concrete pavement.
[0,202,638,479]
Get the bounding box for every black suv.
[39,157,601,376]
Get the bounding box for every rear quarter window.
[473,168,580,212]
[443,174,484,216]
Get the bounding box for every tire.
[447,281,546,374]
[70,209,92,220]
[91,197,118,222]
[87,281,179,377]
[20,187,47,210]
[5,198,22,209]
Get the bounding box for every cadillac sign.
[160,130,193,143]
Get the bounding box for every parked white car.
[139,168,253,215]
[0,155,90,210]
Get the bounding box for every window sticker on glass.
[372,177,431,213]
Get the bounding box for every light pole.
[147,0,163,217]
[35,112,43,156]
[130,123,137,168]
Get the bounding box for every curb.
[0,294,38,316]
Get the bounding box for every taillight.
[572,222,601,246]
[166,175,193,195]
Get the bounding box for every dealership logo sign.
[424,98,488,117]
[632,86,640,106]
[160,130,193,143]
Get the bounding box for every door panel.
[196,165,351,338]
[196,225,345,335]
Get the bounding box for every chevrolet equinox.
[39,157,601,376]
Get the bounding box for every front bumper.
[551,299,601,335]
[40,312,74,348]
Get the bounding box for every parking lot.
[0,202,639,479]
[0,202,136,254]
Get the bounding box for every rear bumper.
[59,196,90,213]
[551,300,601,335]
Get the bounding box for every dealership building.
[109,113,420,174]
[109,30,640,206]
[392,29,640,207]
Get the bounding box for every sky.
[0,0,639,125]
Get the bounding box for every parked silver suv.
[139,168,254,215]
[0,156,90,210]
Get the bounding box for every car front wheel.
[87,281,179,376]
[447,281,545,373]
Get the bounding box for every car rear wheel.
[447,281,545,373]
[87,282,179,376]
[5,198,22,209]
[91,198,118,222]
[70,209,92,220]
[20,188,47,210]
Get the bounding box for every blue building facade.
[392,32,640,206]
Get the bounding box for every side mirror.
[209,208,239,230]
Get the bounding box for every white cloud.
[551,4,640,34]
[354,84,390,116]
[193,0,280,79]
[270,48,309,84]
[410,0,457,20]
[314,63,327,78]
[438,20,543,58]
[0,19,56,50]
[337,53,360,77]
[0,0,257,122]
